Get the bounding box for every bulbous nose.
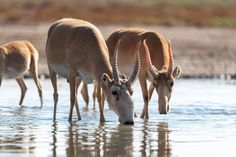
[158,97,169,114]
[159,110,167,114]
[159,103,168,114]
[124,121,134,125]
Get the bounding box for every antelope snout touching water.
[0,40,43,106]
[46,18,140,124]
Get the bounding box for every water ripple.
[1,79,236,156]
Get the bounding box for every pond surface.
[0,79,236,157]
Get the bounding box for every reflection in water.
[157,123,171,157]
[140,121,171,157]
[105,124,133,156]
[0,107,171,156]
[50,121,171,157]
[64,123,134,156]
[0,107,36,153]
[2,79,235,156]
[51,122,58,157]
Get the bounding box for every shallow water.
[0,79,236,157]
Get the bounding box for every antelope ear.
[172,65,181,79]
[101,73,112,88]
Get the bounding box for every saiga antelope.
[46,18,140,124]
[0,40,43,106]
[105,28,181,119]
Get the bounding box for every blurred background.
[0,0,236,77]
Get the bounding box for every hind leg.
[75,78,81,95]
[68,69,81,121]
[81,82,89,107]
[148,83,154,102]
[16,77,27,106]
[48,65,58,120]
[29,57,43,106]
[92,84,97,109]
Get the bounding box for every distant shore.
[0,23,236,77]
[21,73,236,80]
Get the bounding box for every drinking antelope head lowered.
[46,18,140,124]
[143,39,181,114]
[105,28,181,119]
[101,40,141,124]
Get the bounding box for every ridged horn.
[126,41,141,86]
[143,39,159,78]
[167,40,174,77]
[112,39,121,85]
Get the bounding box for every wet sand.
[0,23,236,76]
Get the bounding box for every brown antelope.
[46,18,140,124]
[0,40,43,106]
[76,79,89,107]
[105,28,181,119]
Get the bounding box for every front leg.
[139,74,149,119]
[68,69,81,121]
[97,83,105,122]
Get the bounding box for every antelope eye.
[170,82,174,87]
[112,90,118,96]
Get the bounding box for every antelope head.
[143,40,181,114]
[101,40,141,124]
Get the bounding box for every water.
[0,79,236,157]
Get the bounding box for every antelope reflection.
[0,108,36,153]
[50,121,171,156]
[157,122,171,157]
[140,121,171,157]
[65,123,133,157]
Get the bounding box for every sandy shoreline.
[0,23,236,76]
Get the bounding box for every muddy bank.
[0,23,236,76]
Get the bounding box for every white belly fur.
[77,69,95,84]
[50,62,69,78]
[50,62,95,84]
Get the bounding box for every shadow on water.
[49,120,171,157]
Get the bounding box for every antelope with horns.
[0,40,43,106]
[46,18,141,124]
[105,28,181,119]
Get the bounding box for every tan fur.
[106,28,181,118]
[46,18,140,124]
[106,28,170,73]
[0,40,43,106]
